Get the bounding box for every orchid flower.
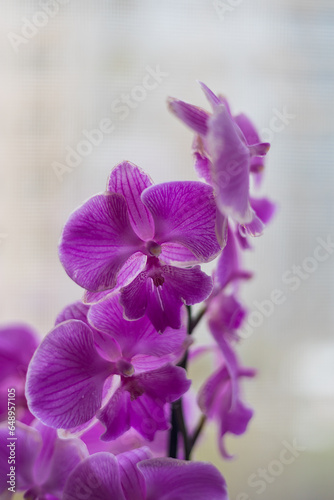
[59,161,221,332]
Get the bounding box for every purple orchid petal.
[207,105,252,224]
[234,113,261,147]
[59,192,142,292]
[55,299,122,361]
[209,294,246,336]
[98,387,131,441]
[117,447,152,500]
[120,262,213,332]
[0,324,39,423]
[107,161,155,241]
[197,365,230,418]
[88,294,187,362]
[239,211,264,237]
[63,452,126,500]
[136,365,191,406]
[234,113,269,184]
[215,206,228,248]
[250,196,276,225]
[218,399,254,459]
[83,252,147,304]
[159,242,199,266]
[249,142,270,157]
[167,97,209,136]
[142,182,221,263]
[99,366,190,441]
[26,320,113,429]
[32,422,57,486]
[198,81,221,108]
[193,150,213,185]
[162,264,213,306]
[55,300,90,325]
[138,458,228,500]
[128,365,190,441]
[216,225,240,289]
[0,422,41,493]
[81,422,146,456]
[40,433,88,497]
[129,393,169,441]
[198,362,255,459]
[0,324,39,380]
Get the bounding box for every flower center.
[146,240,162,257]
[116,359,134,377]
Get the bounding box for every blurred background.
[1,0,333,498]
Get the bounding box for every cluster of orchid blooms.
[0,83,275,499]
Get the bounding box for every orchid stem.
[168,305,207,459]
[189,414,207,457]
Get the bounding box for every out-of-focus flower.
[0,420,87,499]
[0,324,39,424]
[198,358,255,459]
[26,313,190,440]
[168,83,274,242]
[62,448,228,500]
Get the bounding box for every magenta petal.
[32,423,57,485]
[240,211,264,237]
[88,294,186,361]
[234,113,261,146]
[107,161,155,240]
[207,105,252,224]
[218,400,254,459]
[193,151,213,185]
[249,142,270,157]
[138,365,191,404]
[129,394,169,441]
[129,366,190,440]
[98,387,131,441]
[26,320,113,429]
[59,193,142,292]
[198,81,221,108]
[0,324,39,380]
[250,196,276,225]
[138,458,228,500]
[216,225,239,289]
[159,242,198,266]
[83,252,147,304]
[120,264,213,332]
[162,265,213,306]
[38,427,88,497]
[63,453,126,500]
[142,182,221,262]
[117,448,151,500]
[119,271,148,320]
[215,207,228,248]
[197,366,230,418]
[55,301,90,325]
[167,97,209,136]
[0,422,41,493]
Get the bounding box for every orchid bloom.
[0,420,87,499]
[168,82,275,242]
[0,324,39,424]
[198,357,255,459]
[59,161,221,332]
[26,298,190,440]
[62,447,228,500]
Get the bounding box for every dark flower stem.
[168,305,207,460]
